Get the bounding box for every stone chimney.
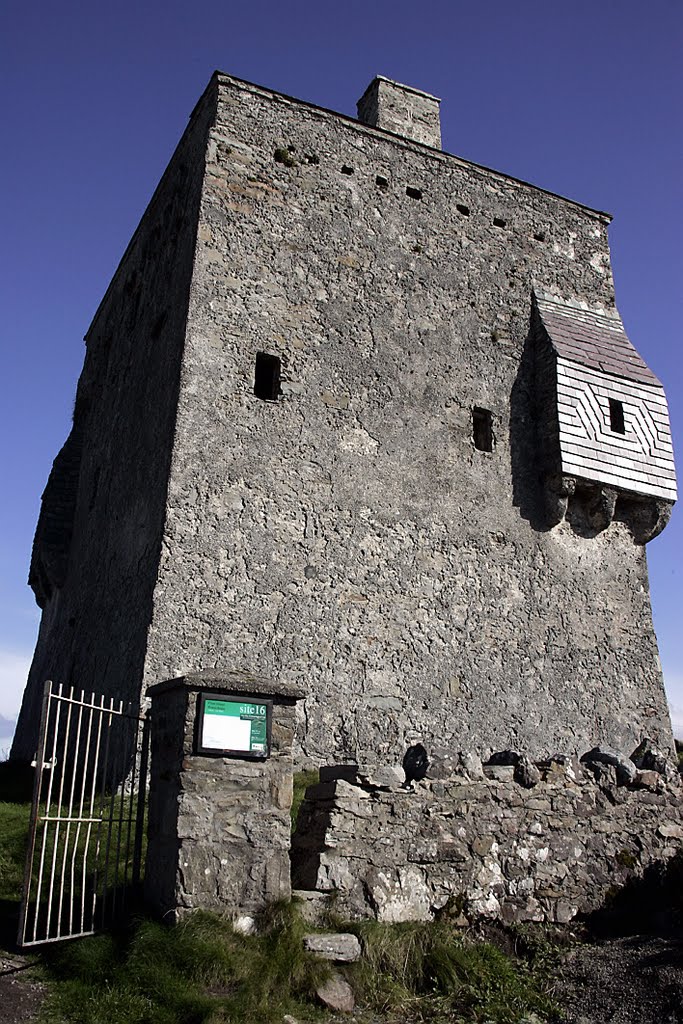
[357,76,442,150]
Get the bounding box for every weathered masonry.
[13,72,678,772]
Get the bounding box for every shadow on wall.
[509,325,618,542]
[509,329,548,533]
[585,849,683,938]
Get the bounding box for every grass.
[35,912,562,1024]
[291,768,319,832]
[1,760,563,1023]
[345,919,562,1023]
[0,800,32,904]
[41,905,331,1024]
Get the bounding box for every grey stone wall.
[291,754,683,925]
[12,83,218,761]
[145,671,301,923]
[143,73,673,767]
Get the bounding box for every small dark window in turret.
[472,407,493,451]
[254,352,281,401]
[609,398,625,434]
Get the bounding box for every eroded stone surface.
[316,974,355,1013]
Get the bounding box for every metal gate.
[18,680,150,947]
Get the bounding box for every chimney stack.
[357,76,442,150]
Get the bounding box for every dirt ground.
[0,951,46,1024]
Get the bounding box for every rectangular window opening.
[493,217,507,228]
[609,397,625,434]
[406,186,423,200]
[456,203,470,216]
[341,164,354,175]
[254,352,281,401]
[472,407,494,452]
[375,175,389,190]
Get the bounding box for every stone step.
[303,932,362,962]
[292,888,331,925]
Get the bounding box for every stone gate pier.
[144,670,304,924]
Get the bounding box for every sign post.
[145,670,305,925]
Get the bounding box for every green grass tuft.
[41,906,331,1024]
[346,919,561,1023]
[0,801,31,905]
[273,147,296,167]
[291,768,319,832]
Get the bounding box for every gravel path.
[554,935,683,1024]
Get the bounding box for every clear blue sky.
[1,0,681,746]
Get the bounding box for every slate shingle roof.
[534,293,661,389]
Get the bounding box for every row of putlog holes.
[274,148,546,240]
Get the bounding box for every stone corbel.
[586,485,618,533]
[626,498,674,545]
[543,473,576,527]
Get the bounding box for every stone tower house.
[13,73,677,767]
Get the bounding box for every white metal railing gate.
[18,680,150,947]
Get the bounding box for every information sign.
[196,693,272,758]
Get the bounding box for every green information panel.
[197,693,271,758]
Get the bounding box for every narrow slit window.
[609,398,625,434]
[472,407,493,452]
[254,352,281,401]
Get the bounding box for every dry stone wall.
[291,752,683,925]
